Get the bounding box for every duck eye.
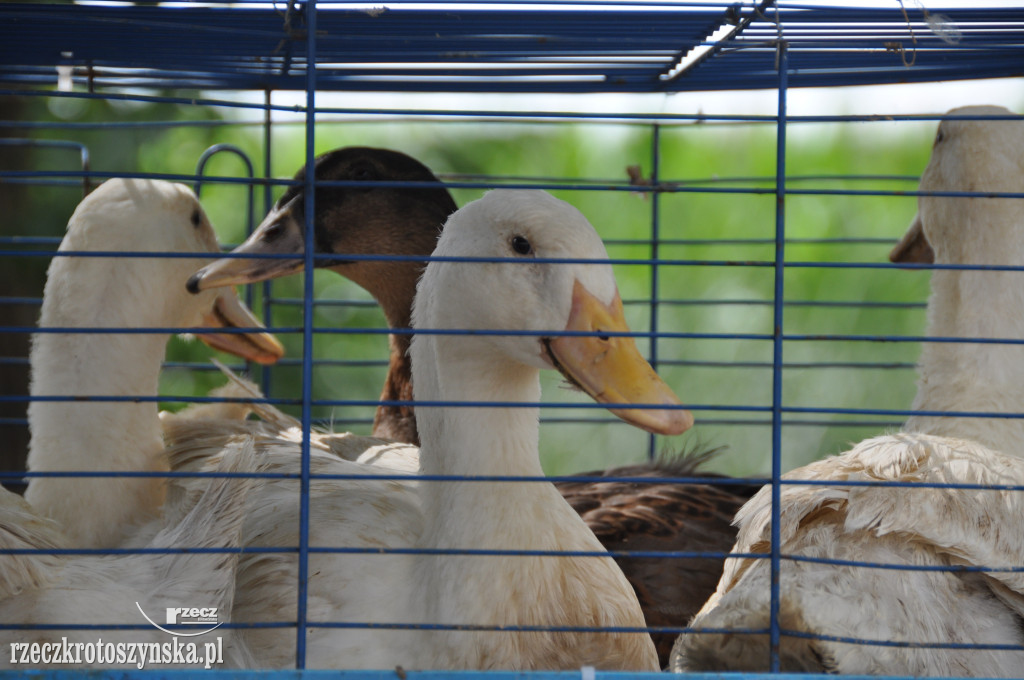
[263,222,286,243]
[350,163,378,182]
[190,210,202,228]
[934,129,945,146]
[511,235,533,256]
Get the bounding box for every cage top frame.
[3,1,1024,95]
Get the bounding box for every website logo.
[136,603,222,637]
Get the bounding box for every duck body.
[172,189,694,669]
[672,106,1024,675]
[676,433,1024,675]
[0,439,258,669]
[187,147,750,665]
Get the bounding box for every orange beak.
[196,290,285,365]
[544,280,692,436]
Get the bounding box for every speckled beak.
[187,203,305,293]
[197,290,285,365]
[544,280,692,436]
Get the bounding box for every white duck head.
[892,104,1024,267]
[411,189,692,439]
[38,178,283,360]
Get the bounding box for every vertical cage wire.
[768,42,788,673]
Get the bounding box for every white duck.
[0,438,258,669]
[181,147,750,667]
[23,177,283,549]
[672,105,1024,675]
[166,189,691,670]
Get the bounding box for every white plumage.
[672,105,1024,675]
[1,178,284,667]
[23,178,281,549]
[165,189,691,670]
[0,438,258,669]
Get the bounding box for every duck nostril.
[595,328,609,342]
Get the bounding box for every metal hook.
[194,143,256,237]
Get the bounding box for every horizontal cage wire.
[2,0,1024,677]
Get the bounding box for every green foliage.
[3,93,953,478]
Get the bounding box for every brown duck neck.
[371,270,420,446]
[373,331,419,446]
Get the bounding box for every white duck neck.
[414,334,546,480]
[412,330,587,552]
[26,291,171,548]
[408,330,656,670]
[905,212,1024,454]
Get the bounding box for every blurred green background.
[0,91,984,484]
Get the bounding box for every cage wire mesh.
[2,0,1024,676]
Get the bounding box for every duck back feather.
[1,439,259,669]
[676,434,1024,676]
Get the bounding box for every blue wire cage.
[2,1,1024,678]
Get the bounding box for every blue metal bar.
[193,144,256,201]
[647,123,660,461]
[6,165,1023,200]
[263,296,926,311]
[0,236,901,251]
[15,391,1024,423]
[769,39,788,674]
[296,0,318,668]
[7,169,1022,202]
[9,466,1024,493]
[778,629,1024,653]
[12,246,1024,273]
[0,671,997,680]
[14,414,890,428]
[0,668,1005,680]
[0,138,90,196]
[14,540,1024,569]
[262,88,275,396]
[0,88,298,114]
[4,100,1018,126]
[16,323,1024,349]
[0,413,902,428]
[17,322,1024,354]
